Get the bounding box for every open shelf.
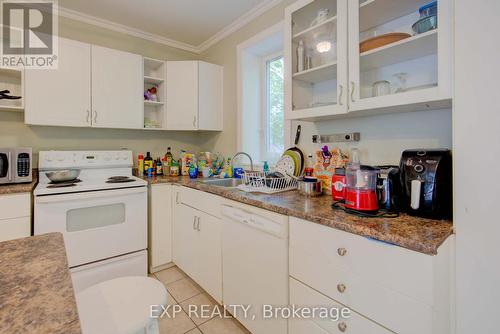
[293,16,337,41]
[144,76,164,85]
[0,68,23,112]
[144,100,164,106]
[360,29,437,72]
[359,0,430,32]
[293,61,337,83]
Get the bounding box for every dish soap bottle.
[263,161,269,173]
[137,154,144,176]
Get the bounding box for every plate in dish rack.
[275,155,295,176]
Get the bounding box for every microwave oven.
[0,148,32,184]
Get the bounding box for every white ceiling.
[59,0,281,53]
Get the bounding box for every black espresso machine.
[399,149,452,219]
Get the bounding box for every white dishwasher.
[221,204,288,334]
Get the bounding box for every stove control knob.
[121,152,129,160]
[414,164,425,173]
[104,154,112,161]
[114,154,121,160]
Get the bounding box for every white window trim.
[261,52,284,164]
[236,21,292,166]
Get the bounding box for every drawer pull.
[337,248,347,256]
[337,283,346,293]
[338,322,347,332]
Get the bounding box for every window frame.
[261,52,284,164]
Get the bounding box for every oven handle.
[35,187,147,204]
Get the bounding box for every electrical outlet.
[312,132,360,143]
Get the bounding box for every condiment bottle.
[156,158,163,176]
[144,152,153,176]
[137,154,144,176]
[304,154,314,177]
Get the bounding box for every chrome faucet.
[231,152,254,172]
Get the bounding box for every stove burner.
[47,183,77,189]
[106,177,136,184]
[48,179,82,185]
[108,176,131,180]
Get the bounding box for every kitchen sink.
[201,178,243,188]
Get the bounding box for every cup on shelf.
[372,80,391,97]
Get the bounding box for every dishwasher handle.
[221,205,287,238]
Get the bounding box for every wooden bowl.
[359,33,411,53]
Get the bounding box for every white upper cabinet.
[25,37,91,127]
[285,0,453,121]
[166,61,223,131]
[91,45,143,129]
[285,0,349,121]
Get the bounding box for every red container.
[344,165,379,212]
[332,168,346,201]
[345,188,379,211]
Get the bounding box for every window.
[263,55,284,163]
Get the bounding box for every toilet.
[76,276,168,334]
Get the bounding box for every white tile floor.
[152,266,251,334]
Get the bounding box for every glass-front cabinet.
[285,0,452,121]
[284,0,348,120]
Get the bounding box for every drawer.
[0,217,31,242]
[289,217,452,334]
[176,186,223,219]
[290,217,434,305]
[289,277,394,334]
[0,193,31,220]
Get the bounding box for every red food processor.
[344,165,379,212]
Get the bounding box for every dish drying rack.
[237,171,298,194]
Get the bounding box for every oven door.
[34,187,147,267]
[0,151,11,183]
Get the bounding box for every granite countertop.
[0,171,38,195]
[0,233,81,334]
[143,174,453,255]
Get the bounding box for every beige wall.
[0,15,202,164]
[199,0,452,164]
[198,0,296,156]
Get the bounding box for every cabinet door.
[91,45,143,129]
[25,38,91,127]
[166,61,199,130]
[198,62,223,131]
[196,212,222,303]
[347,0,452,112]
[172,202,198,279]
[284,0,348,120]
[0,217,31,242]
[149,184,173,269]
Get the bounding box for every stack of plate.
[275,148,305,177]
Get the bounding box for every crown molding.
[197,0,285,53]
[57,0,285,55]
[58,6,200,54]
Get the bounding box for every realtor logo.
[1,0,58,69]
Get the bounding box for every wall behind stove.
[0,16,202,165]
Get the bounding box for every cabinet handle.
[338,322,347,332]
[337,248,347,256]
[196,217,201,231]
[193,116,197,128]
[338,85,344,106]
[337,283,346,293]
[93,110,97,124]
[175,192,180,204]
[350,81,356,102]
[86,110,90,124]
[193,216,197,230]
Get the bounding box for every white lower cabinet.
[173,199,222,303]
[0,193,31,242]
[289,217,454,334]
[289,277,393,334]
[149,184,173,271]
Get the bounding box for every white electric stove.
[34,150,148,292]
